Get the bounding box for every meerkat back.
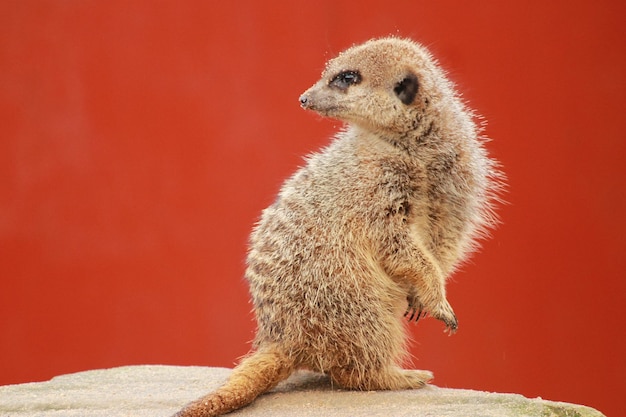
[173,37,503,417]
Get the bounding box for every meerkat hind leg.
[330,365,433,391]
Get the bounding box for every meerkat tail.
[173,347,293,417]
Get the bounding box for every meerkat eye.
[329,70,362,90]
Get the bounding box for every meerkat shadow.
[270,371,335,394]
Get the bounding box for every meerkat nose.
[299,95,309,107]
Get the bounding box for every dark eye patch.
[394,73,419,105]
[329,70,362,90]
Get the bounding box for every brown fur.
[173,37,503,417]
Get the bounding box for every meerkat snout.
[298,86,327,112]
[299,69,364,112]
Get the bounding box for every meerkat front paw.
[431,299,458,333]
[404,292,427,322]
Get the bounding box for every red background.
[1,1,624,416]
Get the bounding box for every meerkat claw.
[445,315,458,333]
[414,308,423,322]
[404,306,426,323]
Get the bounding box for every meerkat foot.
[331,366,433,391]
[394,369,434,389]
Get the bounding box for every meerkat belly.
[246,153,405,367]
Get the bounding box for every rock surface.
[0,365,605,417]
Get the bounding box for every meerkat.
[173,37,503,417]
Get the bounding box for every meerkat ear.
[393,73,419,105]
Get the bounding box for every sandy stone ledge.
[0,365,606,417]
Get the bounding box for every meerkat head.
[300,37,452,138]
